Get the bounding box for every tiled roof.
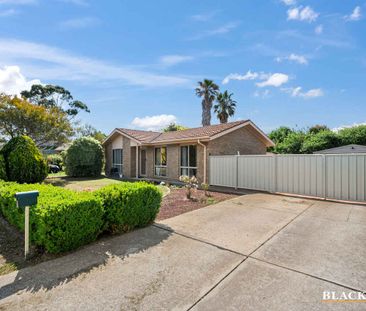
[117,128,161,143]
[119,120,250,144]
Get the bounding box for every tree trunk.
[201,98,212,126]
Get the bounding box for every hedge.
[0,182,104,253]
[0,154,6,180]
[65,137,104,177]
[1,136,48,183]
[96,182,162,233]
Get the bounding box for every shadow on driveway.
[0,225,172,301]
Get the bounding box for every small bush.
[0,154,6,180]
[96,182,162,233]
[47,154,63,169]
[65,137,104,177]
[0,182,104,253]
[1,136,48,183]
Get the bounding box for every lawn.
[44,174,170,196]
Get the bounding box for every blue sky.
[0,0,365,134]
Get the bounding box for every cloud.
[189,21,240,40]
[191,11,218,22]
[0,39,191,87]
[131,114,177,131]
[253,89,270,98]
[59,17,99,29]
[315,25,323,34]
[222,71,260,84]
[159,55,193,67]
[283,86,324,98]
[332,122,366,132]
[275,53,308,65]
[280,0,296,6]
[256,73,289,87]
[345,6,361,21]
[0,9,17,16]
[287,6,319,22]
[0,65,41,95]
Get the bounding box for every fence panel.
[325,154,366,202]
[276,155,324,198]
[209,155,237,188]
[209,154,366,203]
[237,155,274,191]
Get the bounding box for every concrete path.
[0,193,365,310]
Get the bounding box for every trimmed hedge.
[0,154,6,180]
[1,136,48,183]
[0,182,104,253]
[65,137,104,177]
[96,182,162,233]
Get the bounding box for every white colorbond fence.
[209,154,366,202]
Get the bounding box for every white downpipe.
[197,140,207,184]
[136,146,139,178]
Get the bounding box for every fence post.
[323,154,327,200]
[273,155,277,193]
[235,154,239,190]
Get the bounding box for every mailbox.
[14,190,39,259]
[15,191,39,208]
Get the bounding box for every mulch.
[157,187,239,220]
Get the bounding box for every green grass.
[0,262,18,276]
[44,175,170,195]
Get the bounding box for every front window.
[155,146,167,176]
[112,149,123,175]
[180,145,197,177]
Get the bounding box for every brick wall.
[207,126,267,156]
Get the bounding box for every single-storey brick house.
[103,120,274,183]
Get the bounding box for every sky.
[0,0,365,134]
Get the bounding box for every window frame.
[180,145,198,177]
[154,146,167,177]
[112,148,123,176]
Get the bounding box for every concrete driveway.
[0,193,365,310]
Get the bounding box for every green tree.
[21,84,89,118]
[162,123,188,132]
[1,135,48,183]
[308,124,329,135]
[338,125,366,145]
[301,130,340,154]
[76,124,107,143]
[214,91,237,124]
[0,94,73,147]
[65,137,104,177]
[195,79,219,126]
[275,131,306,154]
[268,126,294,145]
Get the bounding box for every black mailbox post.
[14,191,39,259]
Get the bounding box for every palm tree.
[214,91,237,124]
[195,79,219,126]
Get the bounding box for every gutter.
[197,139,207,184]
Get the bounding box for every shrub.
[96,182,162,233]
[1,136,48,183]
[65,137,104,177]
[0,154,6,180]
[301,131,340,154]
[47,154,63,169]
[179,175,198,200]
[0,182,104,253]
[338,125,366,145]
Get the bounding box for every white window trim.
[154,146,167,177]
[180,145,198,177]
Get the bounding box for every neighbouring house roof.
[314,144,366,154]
[104,120,274,147]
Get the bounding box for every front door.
[140,149,146,176]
